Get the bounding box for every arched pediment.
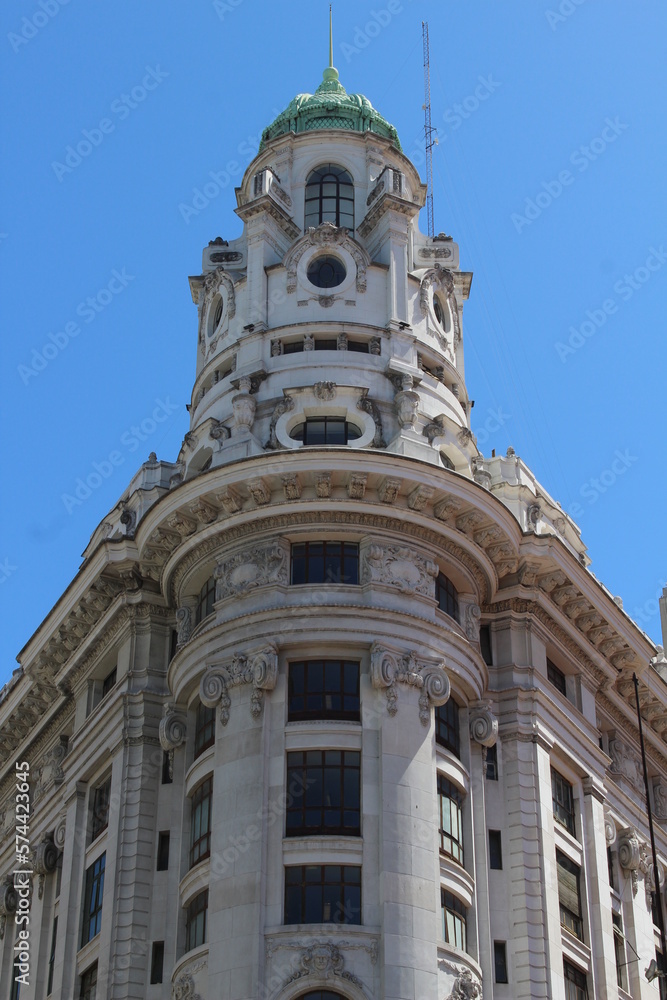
[284,223,371,295]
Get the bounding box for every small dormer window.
[305,164,354,230]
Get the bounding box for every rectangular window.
[563,960,588,1000]
[488,829,503,870]
[47,916,58,995]
[314,338,338,351]
[435,699,460,757]
[347,340,370,353]
[437,775,464,865]
[435,572,459,622]
[81,854,105,946]
[290,541,359,585]
[551,768,576,836]
[157,831,170,871]
[150,942,164,984]
[288,661,360,722]
[441,889,467,952]
[282,340,304,354]
[194,702,215,759]
[479,625,492,665]
[185,890,208,952]
[557,850,583,940]
[486,743,498,781]
[494,941,508,983]
[90,777,111,842]
[286,750,361,837]
[196,577,215,625]
[612,912,626,990]
[284,865,361,925]
[101,666,117,697]
[79,963,98,1000]
[547,658,567,696]
[607,846,616,891]
[190,778,212,868]
[162,750,173,785]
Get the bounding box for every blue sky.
[2,0,666,684]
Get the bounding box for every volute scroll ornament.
[469,703,498,748]
[159,705,187,778]
[199,644,279,726]
[175,607,192,647]
[33,835,59,899]
[370,642,450,725]
[0,878,17,939]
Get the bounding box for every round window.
[307,255,346,289]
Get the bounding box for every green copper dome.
[260,66,402,151]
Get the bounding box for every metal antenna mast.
[422,21,436,237]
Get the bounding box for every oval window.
[209,295,223,336]
[433,296,444,327]
[307,255,346,289]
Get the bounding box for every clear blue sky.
[2,0,666,684]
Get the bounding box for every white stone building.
[1,55,667,1000]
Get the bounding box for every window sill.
[283,836,363,865]
[76,934,100,972]
[179,857,210,908]
[284,723,362,749]
[436,752,470,793]
[85,832,107,864]
[560,925,591,970]
[172,943,208,985]
[553,824,583,864]
[185,749,215,797]
[440,863,475,908]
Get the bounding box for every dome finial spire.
[329,5,334,68]
[321,5,340,85]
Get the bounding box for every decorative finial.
[321,5,339,84]
[329,5,333,68]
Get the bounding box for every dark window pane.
[286,750,360,836]
[288,661,360,721]
[194,703,215,759]
[441,889,467,952]
[494,942,508,983]
[91,777,111,842]
[547,658,567,695]
[489,829,502,870]
[190,778,213,868]
[551,768,575,836]
[284,865,361,925]
[150,942,164,984]
[196,577,216,624]
[486,743,498,781]
[79,963,98,1000]
[437,775,464,865]
[435,698,460,757]
[304,164,355,229]
[436,572,459,622]
[157,831,170,871]
[82,854,106,947]
[185,890,208,952]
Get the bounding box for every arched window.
[299,993,346,1000]
[305,164,354,230]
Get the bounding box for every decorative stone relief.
[34,735,69,803]
[604,809,617,846]
[370,642,450,724]
[394,389,419,429]
[423,415,446,443]
[378,477,401,504]
[419,266,462,343]
[214,540,288,600]
[369,336,381,355]
[171,973,200,1000]
[362,543,437,598]
[231,378,256,432]
[265,395,295,450]
[462,603,481,643]
[0,878,17,939]
[618,827,647,897]
[33,835,58,899]
[175,607,192,647]
[199,644,279,724]
[608,736,643,788]
[159,705,187,778]
[448,968,483,999]
[284,223,369,294]
[313,381,337,400]
[216,486,243,514]
[316,473,332,498]
[357,389,385,447]
[407,484,434,512]
[247,478,272,505]
[654,779,667,821]
[348,473,368,500]
[281,474,302,500]
[469,703,498,748]
[188,498,217,524]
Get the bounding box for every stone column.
[52,780,87,1000]
[581,777,618,997]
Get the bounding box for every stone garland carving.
[199,644,279,724]
[175,607,192,647]
[362,543,437,598]
[285,942,364,989]
[370,642,450,724]
[214,540,288,601]
[265,395,295,450]
[448,969,483,999]
[0,878,17,940]
[33,835,59,899]
[357,389,386,447]
[313,381,337,401]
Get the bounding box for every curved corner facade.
[1,64,666,1000]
